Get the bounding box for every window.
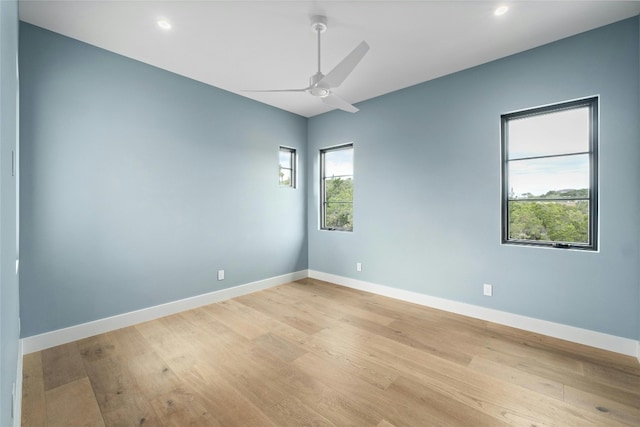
[501,97,598,250]
[279,146,296,188]
[320,144,354,231]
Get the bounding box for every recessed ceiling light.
[494,5,509,16]
[157,19,172,30]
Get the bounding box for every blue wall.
[19,23,308,337]
[0,1,20,425]
[308,17,640,340]
[18,17,640,344]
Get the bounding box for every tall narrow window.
[501,97,598,250]
[320,144,354,231]
[279,146,296,188]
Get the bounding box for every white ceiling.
[19,1,640,117]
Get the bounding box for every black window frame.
[279,146,296,188]
[320,143,354,232]
[501,97,599,251]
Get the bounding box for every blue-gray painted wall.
[17,16,640,344]
[19,23,308,337]
[308,17,639,340]
[0,1,20,425]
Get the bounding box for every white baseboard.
[309,270,640,359]
[13,340,23,427]
[20,268,639,360]
[21,270,308,354]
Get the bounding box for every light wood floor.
[21,278,640,426]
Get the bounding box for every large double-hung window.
[501,97,598,250]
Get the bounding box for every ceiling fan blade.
[243,88,309,93]
[319,41,370,89]
[322,93,359,113]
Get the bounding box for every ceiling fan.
[249,15,370,113]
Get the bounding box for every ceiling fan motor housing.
[309,72,330,97]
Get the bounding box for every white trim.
[21,270,308,354]
[309,270,639,358]
[13,340,23,427]
[20,268,639,359]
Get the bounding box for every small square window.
[279,146,296,188]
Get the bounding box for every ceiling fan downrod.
[309,15,330,97]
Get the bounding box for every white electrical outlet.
[217,270,225,281]
[483,283,493,296]
[356,262,362,272]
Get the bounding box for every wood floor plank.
[236,289,334,335]
[138,307,283,425]
[21,352,46,427]
[340,313,473,366]
[386,375,511,427]
[247,344,380,426]
[83,355,161,426]
[108,326,153,359]
[386,317,479,365]
[324,319,627,426]
[214,298,273,326]
[45,377,105,427]
[156,344,274,427]
[202,301,269,339]
[41,341,87,391]
[77,333,117,363]
[200,340,328,425]
[294,351,429,426]
[99,397,164,427]
[482,331,586,374]
[563,385,640,426]
[147,385,222,427]
[170,358,276,426]
[135,316,205,367]
[269,396,336,426]
[294,277,372,300]
[271,283,397,326]
[252,332,308,362]
[468,355,565,400]
[306,327,399,390]
[582,360,640,393]
[362,329,629,426]
[486,321,640,370]
[290,352,383,425]
[126,352,183,400]
[177,305,344,426]
[478,342,640,408]
[22,280,640,426]
[365,292,465,321]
